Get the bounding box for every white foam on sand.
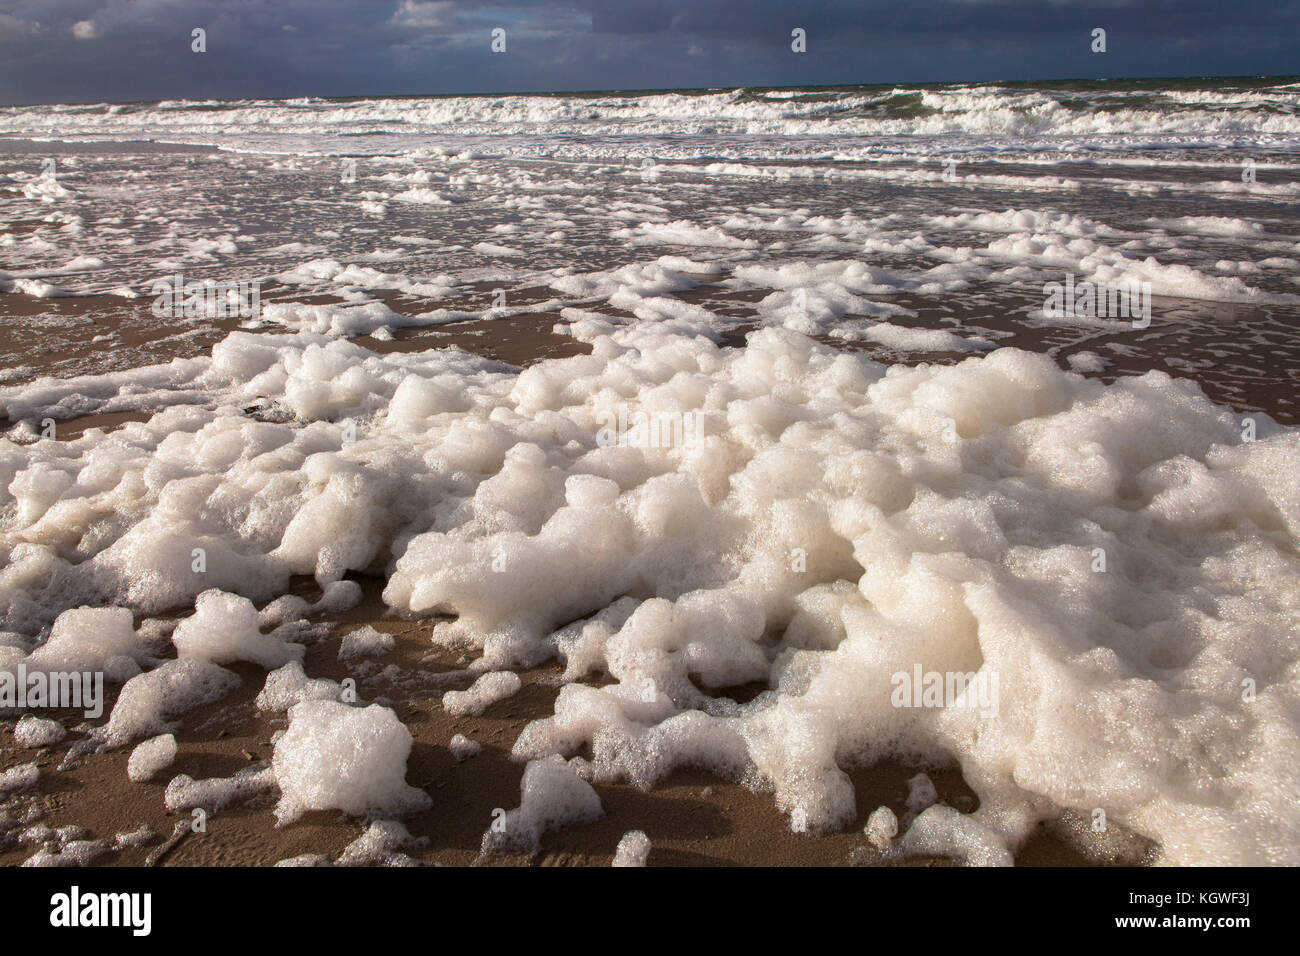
[449,733,481,761]
[271,700,431,824]
[256,661,341,712]
[0,246,1297,865]
[338,625,395,661]
[98,659,242,748]
[172,589,304,669]
[481,755,603,855]
[335,819,428,866]
[14,715,66,748]
[21,606,152,683]
[0,764,39,794]
[165,765,276,813]
[612,830,651,866]
[443,671,522,717]
[126,733,177,783]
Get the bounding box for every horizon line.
[3,71,1297,111]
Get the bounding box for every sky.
[0,0,1297,105]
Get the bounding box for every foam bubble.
[443,671,522,717]
[481,755,603,855]
[126,733,177,783]
[612,830,651,866]
[272,700,431,824]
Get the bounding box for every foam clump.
[165,766,275,813]
[904,773,939,825]
[898,806,1014,867]
[100,659,241,747]
[315,580,362,613]
[23,840,109,867]
[256,660,341,712]
[14,715,65,748]
[19,823,86,846]
[0,266,1297,864]
[443,671,522,717]
[172,589,304,669]
[258,595,312,630]
[24,606,149,682]
[449,733,481,761]
[612,830,651,867]
[113,825,155,850]
[272,700,431,825]
[336,819,428,866]
[864,806,898,851]
[0,763,39,794]
[338,625,395,661]
[481,755,603,855]
[126,733,177,783]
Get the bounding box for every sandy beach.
[2,78,1298,869]
[5,572,1151,867]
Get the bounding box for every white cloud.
[390,1,453,30]
[71,19,98,40]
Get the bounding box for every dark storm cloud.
[589,0,672,34]
[0,0,1296,105]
